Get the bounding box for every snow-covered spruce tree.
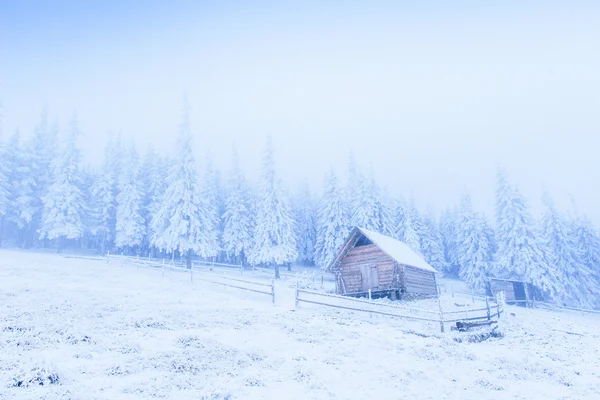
[222,148,254,264]
[198,155,221,260]
[573,216,600,307]
[29,111,58,247]
[7,129,37,247]
[139,146,166,256]
[115,144,145,254]
[419,213,448,273]
[89,137,119,254]
[439,207,460,276]
[541,193,598,307]
[39,115,86,252]
[396,199,422,255]
[314,169,350,269]
[150,99,204,269]
[293,181,317,266]
[492,168,557,299]
[456,196,492,290]
[346,153,364,227]
[0,129,11,246]
[248,135,297,278]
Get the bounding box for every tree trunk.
[186,249,192,270]
[274,264,280,280]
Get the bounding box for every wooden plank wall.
[490,280,516,301]
[402,265,437,295]
[339,244,395,293]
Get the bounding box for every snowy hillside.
[1,250,599,400]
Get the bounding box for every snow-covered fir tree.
[150,98,204,268]
[492,168,558,299]
[439,207,460,276]
[541,193,598,307]
[314,169,350,269]
[139,146,166,256]
[198,155,221,259]
[115,144,145,253]
[39,115,86,251]
[346,153,364,227]
[7,130,38,247]
[396,199,422,255]
[293,181,317,266]
[248,136,297,278]
[419,212,448,273]
[0,130,10,246]
[456,195,492,290]
[573,216,600,307]
[222,148,254,264]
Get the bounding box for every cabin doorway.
[512,281,527,306]
[360,265,379,292]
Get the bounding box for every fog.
[2,1,600,221]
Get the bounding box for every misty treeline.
[0,103,599,309]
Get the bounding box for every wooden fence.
[296,286,505,332]
[108,254,275,305]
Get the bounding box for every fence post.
[120,252,124,267]
[438,298,445,333]
[162,258,165,276]
[190,267,194,283]
[295,281,299,308]
[496,292,501,319]
[451,283,454,298]
[271,279,275,306]
[321,274,324,289]
[368,289,372,301]
[106,250,110,264]
[486,297,491,320]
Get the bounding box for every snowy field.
[1,250,599,400]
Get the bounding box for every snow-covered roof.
[335,227,438,274]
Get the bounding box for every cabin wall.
[339,244,396,294]
[402,265,437,295]
[490,280,516,302]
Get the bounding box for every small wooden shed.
[326,227,439,298]
[487,277,532,307]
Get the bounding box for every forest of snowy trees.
[1,102,599,308]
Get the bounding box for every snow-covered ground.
[1,250,599,400]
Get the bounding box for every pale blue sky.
[1,1,599,221]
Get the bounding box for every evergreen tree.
[396,199,422,255]
[115,144,145,252]
[198,155,221,259]
[493,168,557,298]
[7,130,37,247]
[0,129,10,246]
[419,213,448,273]
[346,153,364,227]
[573,216,600,307]
[314,169,350,269]
[39,115,86,251]
[541,193,598,307]
[222,148,254,264]
[456,196,492,290]
[139,146,165,256]
[150,98,204,268]
[293,181,317,266]
[248,136,297,278]
[439,207,460,276]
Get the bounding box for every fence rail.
[536,302,600,315]
[295,287,506,332]
[109,254,275,304]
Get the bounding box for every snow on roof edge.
[357,227,438,274]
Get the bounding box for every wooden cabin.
[487,277,532,307]
[326,227,439,299]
